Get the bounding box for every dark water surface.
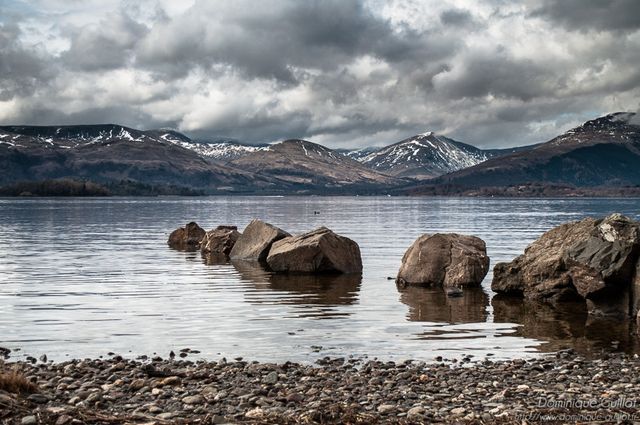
[1,196,640,363]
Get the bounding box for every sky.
[1,0,639,148]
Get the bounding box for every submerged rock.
[492,213,640,317]
[168,222,206,250]
[200,226,241,259]
[229,219,290,262]
[396,233,489,287]
[266,227,363,274]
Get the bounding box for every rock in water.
[168,222,206,250]
[229,219,290,262]
[266,227,363,274]
[200,226,241,258]
[396,233,489,287]
[492,213,640,316]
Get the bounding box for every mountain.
[155,133,271,162]
[335,147,379,161]
[228,139,402,190]
[356,132,493,179]
[422,112,640,189]
[0,124,280,194]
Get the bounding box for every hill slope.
[0,124,280,193]
[427,112,640,188]
[228,139,402,190]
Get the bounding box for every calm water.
[1,196,640,363]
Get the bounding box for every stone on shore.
[266,227,363,274]
[492,213,640,317]
[200,226,241,258]
[396,233,489,287]
[229,219,290,262]
[168,222,206,250]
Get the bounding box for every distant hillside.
[228,139,403,191]
[0,124,282,194]
[418,112,640,189]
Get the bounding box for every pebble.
[21,417,37,425]
[2,352,640,424]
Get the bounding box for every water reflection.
[398,285,489,323]
[227,260,361,318]
[492,295,640,357]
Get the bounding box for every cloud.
[61,11,148,71]
[0,22,56,100]
[531,0,640,33]
[0,0,639,148]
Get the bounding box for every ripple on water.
[1,196,639,362]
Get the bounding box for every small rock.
[451,407,466,415]
[27,394,49,404]
[245,407,265,419]
[183,395,205,405]
[21,417,37,425]
[377,404,395,414]
[263,371,278,384]
[407,406,425,417]
[161,376,180,386]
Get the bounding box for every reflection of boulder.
[492,214,640,317]
[397,234,489,287]
[268,273,361,305]
[231,259,272,282]
[492,295,640,356]
[168,222,206,251]
[230,220,290,262]
[397,285,489,323]
[231,260,361,306]
[267,227,362,274]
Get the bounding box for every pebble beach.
[2,350,640,424]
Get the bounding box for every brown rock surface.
[266,227,362,274]
[492,213,640,316]
[200,226,241,258]
[167,222,206,250]
[229,220,290,261]
[396,233,489,287]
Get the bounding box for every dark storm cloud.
[13,104,172,130]
[434,51,563,101]
[136,0,441,83]
[0,23,55,100]
[61,12,148,71]
[440,8,476,27]
[532,0,640,32]
[2,0,640,148]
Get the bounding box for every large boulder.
[266,227,363,274]
[492,213,640,317]
[168,222,206,250]
[229,219,290,262]
[200,226,241,259]
[396,233,490,287]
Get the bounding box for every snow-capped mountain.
[160,138,270,162]
[430,112,640,188]
[358,132,491,179]
[335,146,379,161]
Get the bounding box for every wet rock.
[200,226,241,259]
[397,233,490,287]
[266,227,363,274]
[492,213,640,316]
[168,222,206,250]
[230,219,290,262]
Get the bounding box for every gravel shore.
[2,350,640,424]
